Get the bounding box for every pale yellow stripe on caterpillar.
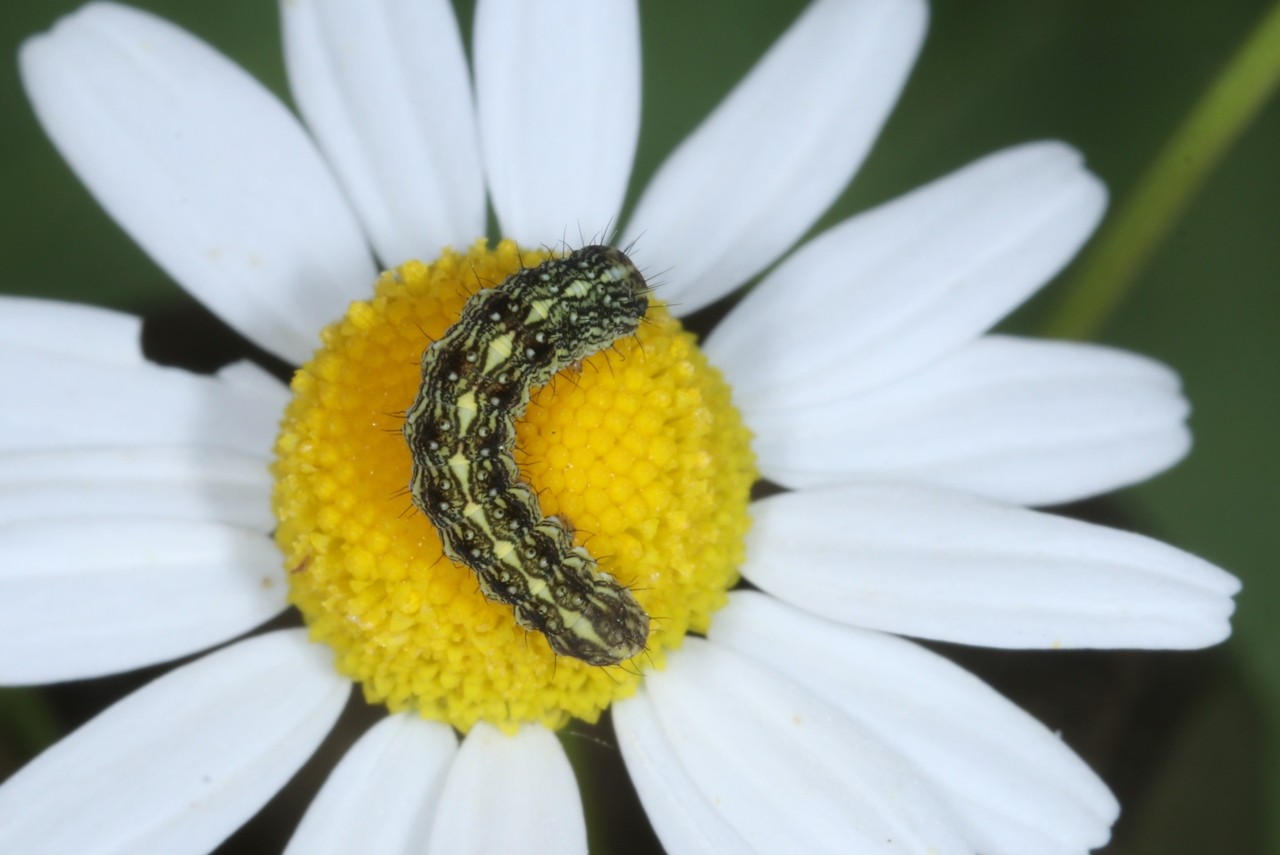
[402,246,651,666]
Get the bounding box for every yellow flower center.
[272,239,756,731]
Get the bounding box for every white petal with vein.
[750,335,1190,505]
[0,446,272,531]
[20,2,375,364]
[285,714,457,855]
[0,518,287,682]
[744,483,1240,648]
[0,329,284,457]
[428,723,587,854]
[283,0,485,263]
[0,631,348,855]
[633,637,971,854]
[475,0,640,247]
[713,593,1118,854]
[0,296,142,363]
[706,142,1106,406]
[613,692,754,853]
[624,0,927,314]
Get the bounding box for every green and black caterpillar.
[402,246,651,666]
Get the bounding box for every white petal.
[0,446,272,531]
[0,323,285,457]
[613,694,755,854]
[428,723,587,854]
[20,3,375,365]
[744,483,1240,649]
[631,637,971,854]
[622,0,927,314]
[285,715,457,855]
[0,518,287,683]
[0,296,142,363]
[751,335,1191,506]
[713,592,1119,855]
[706,142,1107,406]
[282,0,485,264]
[0,630,348,855]
[215,358,290,401]
[475,0,640,246]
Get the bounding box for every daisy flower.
[1,0,1240,852]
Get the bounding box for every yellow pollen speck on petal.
[272,239,756,732]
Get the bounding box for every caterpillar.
[402,246,651,666]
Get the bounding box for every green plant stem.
[1044,1,1280,340]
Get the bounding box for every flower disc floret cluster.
[273,239,756,731]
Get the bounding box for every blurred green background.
[1,1,1276,852]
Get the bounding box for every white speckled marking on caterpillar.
[402,246,651,665]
